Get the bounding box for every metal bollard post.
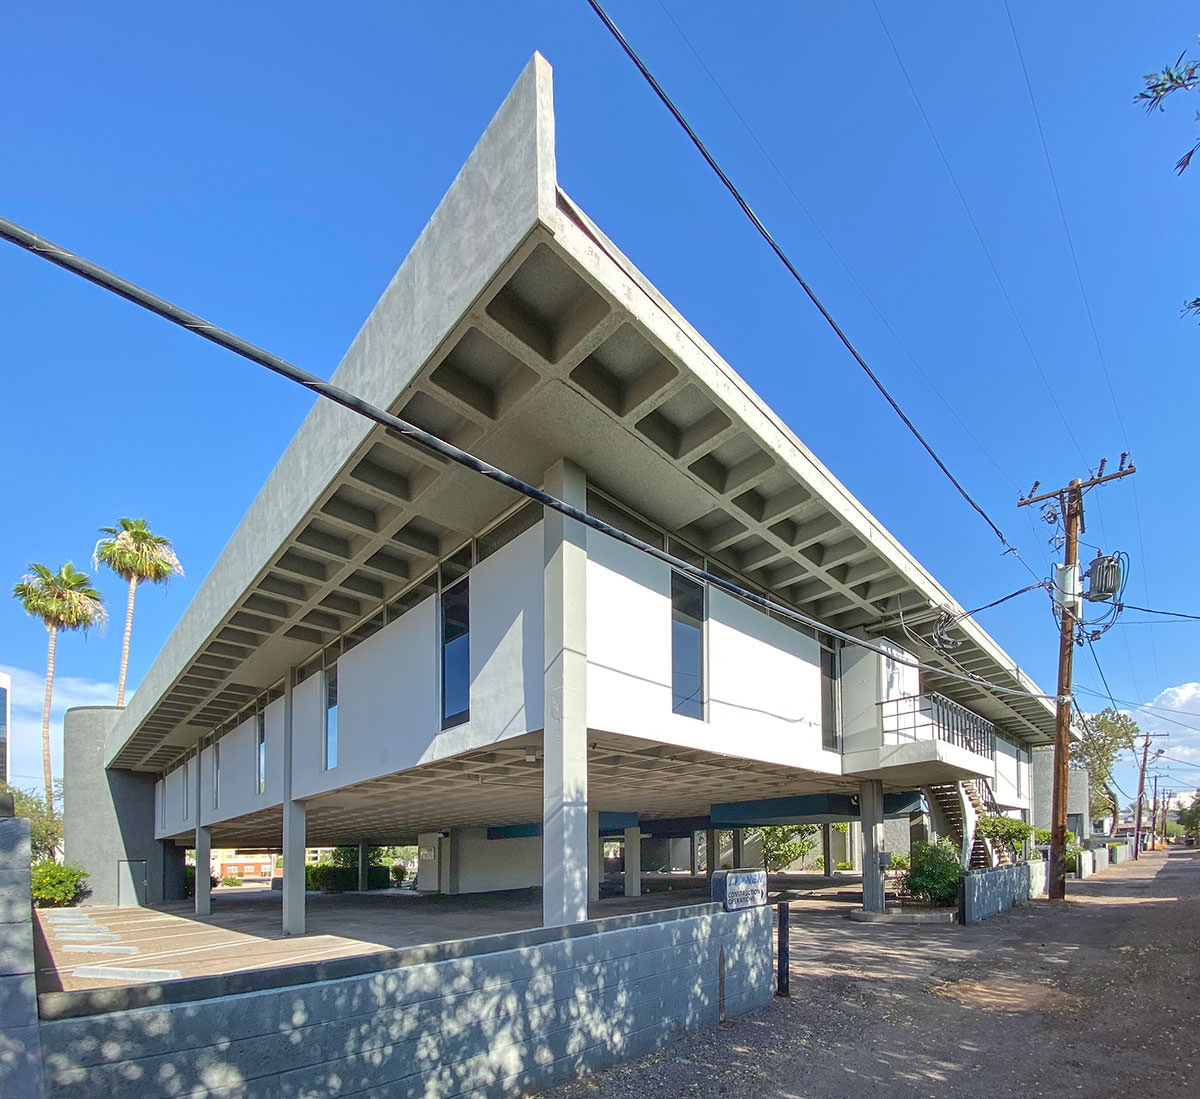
[775,901,790,997]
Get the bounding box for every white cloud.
[1,662,117,794]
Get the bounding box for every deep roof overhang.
[107,54,1056,773]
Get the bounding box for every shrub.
[182,865,219,898]
[889,853,910,871]
[219,875,243,887]
[835,860,850,870]
[30,862,88,907]
[902,839,963,906]
[975,815,1033,848]
[390,864,406,886]
[1033,828,1052,846]
[814,855,824,871]
[305,864,390,891]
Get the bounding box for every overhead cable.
[0,214,1056,707]
[583,0,1029,561]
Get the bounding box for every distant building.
[1032,749,1091,837]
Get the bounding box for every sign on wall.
[710,868,768,911]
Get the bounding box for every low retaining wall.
[0,818,45,1099]
[37,902,773,1098]
[960,862,1035,924]
[1108,843,1131,865]
[1028,858,1047,896]
[1092,846,1109,873]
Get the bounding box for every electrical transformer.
[1085,553,1122,602]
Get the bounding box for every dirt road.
[541,847,1199,1098]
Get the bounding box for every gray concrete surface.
[62,705,184,906]
[0,817,45,1098]
[37,902,773,1098]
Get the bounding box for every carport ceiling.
[194,732,866,848]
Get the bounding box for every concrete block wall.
[38,903,773,1098]
[961,861,1034,923]
[0,817,45,1098]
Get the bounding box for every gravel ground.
[537,847,1199,1099]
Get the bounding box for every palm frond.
[12,561,107,633]
[94,517,184,584]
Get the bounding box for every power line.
[0,214,1057,710]
[1121,603,1200,623]
[583,0,1028,562]
[652,0,1029,504]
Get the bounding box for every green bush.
[835,860,850,870]
[1033,828,1052,846]
[390,864,406,886]
[219,875,243,887]
[182,865,219,898]
[305,863,390,891]
[902,839,963,907]
[30,862,88,907]
[975,815,1033,848]
[814,855,824,871]
[889,853,910,871]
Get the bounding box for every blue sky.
[1,2,1197,806]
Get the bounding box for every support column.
[357,842,368,892]
[281,670,306,936]
[860,780,886,913]
[732,828,745,869]
[193,749,211,916]
[543,459,590,927]
[690,832,699,876]
[821,823,834,877]
[624,825,641,897]
[194,826,211,916]
[588,810,601,903]
[705,827,718,877]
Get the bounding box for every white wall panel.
[292,522,545,800]
[586,534,839,772]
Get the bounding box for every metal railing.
[877,692,996,760]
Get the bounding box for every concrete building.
[1031,748,1091,839]
[63,54,1055,926]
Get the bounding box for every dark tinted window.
[442,579,470,728]
[821,647,839,750]
[671,572,705,719]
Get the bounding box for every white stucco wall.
[199,698,285,827]
[155,759,190,839]
[841,640,920,755]
[585,533,840,772]
[452,827,542,893]
[292,522,545,800]
[992,735,1030,810]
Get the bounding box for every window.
[159,781,166,829]
[820,646,840,751]
[324,667,339,770]
[255,712,266,794]
[181,759,189,820]
[441,579,470,728]
[212,741,221,809]
[671,572,705,719]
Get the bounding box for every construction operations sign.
[710,868,768,911]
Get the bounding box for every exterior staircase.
[923,779,1015,869]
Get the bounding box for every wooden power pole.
[1018,458,1135,901]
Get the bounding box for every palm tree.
[12,563,107,808]
[93,518,183,707]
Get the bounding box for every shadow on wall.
[37,905,773,1098]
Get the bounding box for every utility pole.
[1018,458,1135,901]
[1150,774,1160,852]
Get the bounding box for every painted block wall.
[154,758,192,840]
[293,522,544,801]
[450,827,542,893]
[37,904,774,1099]
[586,533,839,771]
[0,817,45,1099]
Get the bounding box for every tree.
[93,518,183,706]
[1137,46,1200,318]
[0,781,63,862]
[1178,794,1200,837]
[1076,708,1138,834]
[749,825,819,872]
[12,563,106,811]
